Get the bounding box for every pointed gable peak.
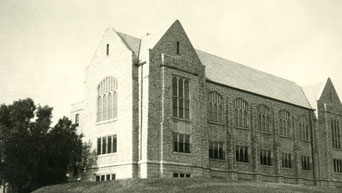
[170,19,182,27]
[152,19,202,65]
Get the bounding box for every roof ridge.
[116,31,141,41]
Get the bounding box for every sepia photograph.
[0,0,342,192]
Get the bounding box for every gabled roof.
[196,49,312,109]
[117,32,141,57]
[114,22,313,109]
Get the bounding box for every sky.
[0,0,342,123]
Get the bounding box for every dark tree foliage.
[0,98,91,193]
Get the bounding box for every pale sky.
[1,0,341,122]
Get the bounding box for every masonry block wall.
[315,79,342,186]
[82,28,139,180]
[71,20,342,187]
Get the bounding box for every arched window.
[97,76,118,122]
[234,98,248,128]
[257,104,270,132]
[298,115,309,141]
[207,92,223,123]
[279,110,291,137]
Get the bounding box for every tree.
[0,98,92,193]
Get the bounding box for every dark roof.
[196,49,312,109]
[117,32,141,57]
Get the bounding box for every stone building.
[71,20,342,186]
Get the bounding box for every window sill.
[209,158,225,162]
[96,118,118,126]
[281,167,293,170]
[260,164,273,168]
[279,135,293,139]
[258,131,273,135]
[97,152,117,157]
[172,151,192,156]
[208,121,224,126]
[172,117,191,122]
[234,126,249,131]
[298,139,311,143]
[236,161,250,165]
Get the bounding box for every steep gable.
[319,78,342,106]
[152,20,202,66]
[303,78,342,116]
[87,28,140,69]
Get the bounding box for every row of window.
[235,146,311,170]
[173,173,191,178]
[172,77,312,140]
[331,119,341,149]
[95,174,116,181]
[97,135,117,155]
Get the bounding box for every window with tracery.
[298,115,310,141]
[208,92,223,123]
[97,77,118,122]
[279,110,291,137]
[234,98,248,128]
[257,104,271,132]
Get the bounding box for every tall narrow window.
[332,119,341,149]
[75,113,79,124]
[97,138,101,155]
[107,136,112,153]
[172,77,190,120]
[113,135,117,153]
[257,104,270,132]
[208,92,223,123]
[302,156,311,170]
[97,77,118,122]
[176,41,180,54]
[279,110,291,137]
[102,137,106,154]
[298,115,310,141]
[106,44,109,55]
[234,98,248,128]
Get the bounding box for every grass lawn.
[32,178,341,193]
